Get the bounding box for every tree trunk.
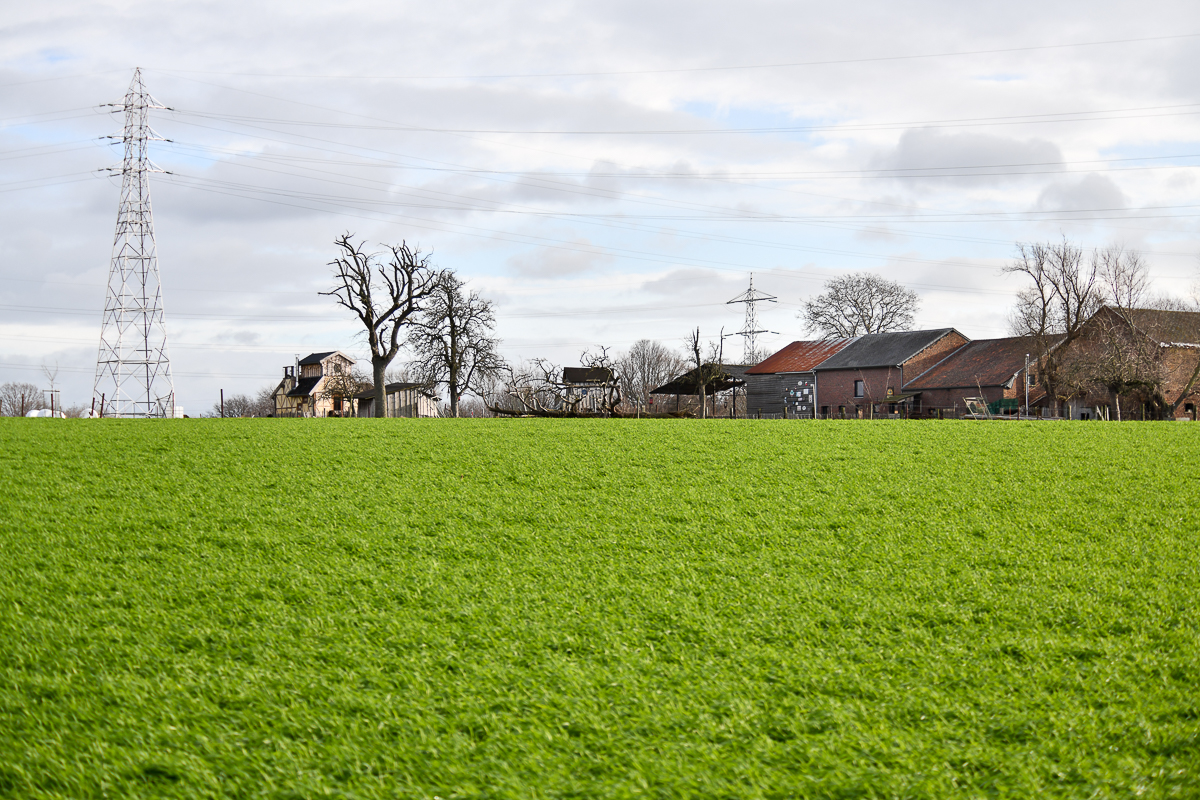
[373,358,387,418]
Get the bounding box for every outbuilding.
[812,329,968,418]
[743,339,853,417]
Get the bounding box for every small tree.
[617,339,686,412]
[322,233,440,418]
[253,385,277,417]
[407,270,505,417]
[317,368,373,416]
[686,327,726,419]
[0,382,45,416]
[801,273,919,337]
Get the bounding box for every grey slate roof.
[814,329,960,370]
[298,351,335,366]
[286,375,321,397]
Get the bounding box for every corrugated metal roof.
[744,339,854,374]
[906,337,1036,389]
[814,329,959,370]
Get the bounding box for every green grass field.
[1,418,1198,799]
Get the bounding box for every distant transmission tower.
[93,68,176,417]
[727,274,777,364]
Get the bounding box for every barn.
[811,329,968,418]
[743,339,853,417]
[904,336,1039,417]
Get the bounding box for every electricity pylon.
[726,274,777,364]
[93,68,176,417]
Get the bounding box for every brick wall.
[815,366,902,415]
[904,331,970,380]
[813,332,971,416]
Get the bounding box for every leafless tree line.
[1005,238,1200,418]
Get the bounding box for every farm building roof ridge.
[905,336,1041,390]
[814,329,963,370]
[745,338,855,374]
[1107,307,1200,347]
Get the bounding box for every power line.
[155,33,1200,80]
[174,102,1200,136]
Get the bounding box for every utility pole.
[1024,353,1030,418]
[93,68,176,418]
[726,274,777,365]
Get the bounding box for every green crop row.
[0,419,1197,798]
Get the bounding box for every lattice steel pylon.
[93,68,176,417]
[726,274,777,364]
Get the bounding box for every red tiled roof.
[745,339,854,374]
[905,337,1036,389]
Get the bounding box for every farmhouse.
[354,382,439,418]
[272,351,356,417]
[812,328,968,418]
[743,339,852,417]
[1041,307,1200,420]
[902,337,1044,417]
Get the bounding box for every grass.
[0,418,1198,799]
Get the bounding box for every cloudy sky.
[3,1,1200,412]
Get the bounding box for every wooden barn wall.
[746,373,784,416]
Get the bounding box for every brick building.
[905,336,1041,417]
[812,329,968,418]
[1039,307,1200,420]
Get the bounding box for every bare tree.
[211,393,257,418]
[617,339,686,412]
[0,382,45,416]
[253,385,276,417]
[499,350,620,417]
[407,270,504,417]
[501,359,572,416]
[800,273,919,337]
[322,233,440,418]
[1005,239,1104,411]
[686,327,727,419]
[579,346,623,416]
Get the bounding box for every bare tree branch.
[800,273,919,337]
[320,233,440,417]
[407,270,505,417]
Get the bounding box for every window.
[853,380,865,398]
